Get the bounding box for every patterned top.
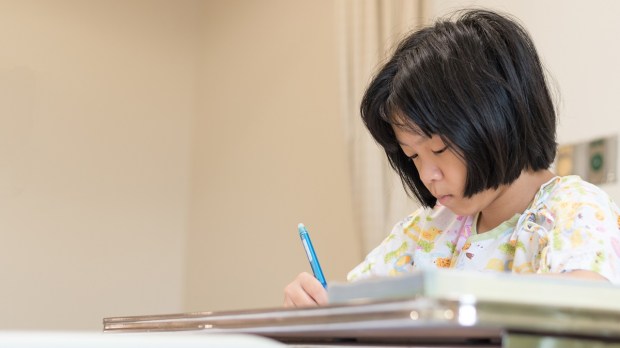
[347,176,620,284]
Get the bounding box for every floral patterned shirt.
[347,176,620,284]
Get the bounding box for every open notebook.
[327,268,620,311]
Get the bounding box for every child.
[283,9,620,308]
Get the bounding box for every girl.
[284,9,620,307]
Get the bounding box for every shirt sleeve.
[540,180,620,284]
[346,209,424,282]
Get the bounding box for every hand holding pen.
[283,223,328,307]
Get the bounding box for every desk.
[104,296,620,347]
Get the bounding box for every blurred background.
[1,0,619,330]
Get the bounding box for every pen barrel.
[299,230,327,288]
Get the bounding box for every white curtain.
[337,0,425,255]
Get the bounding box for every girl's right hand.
[283,272,328,307]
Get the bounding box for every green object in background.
[587,137,609,184]
[591,152,604,172]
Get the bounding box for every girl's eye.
[433,146,448,155]
[408,154,418,160]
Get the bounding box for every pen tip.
[298,223,305,229]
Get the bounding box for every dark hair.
[360,9,557,208]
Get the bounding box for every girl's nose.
[418,161,443,185]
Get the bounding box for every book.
[327,268,620,312]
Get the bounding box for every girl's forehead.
[392,124,433,146]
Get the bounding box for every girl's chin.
[442,202,475,217]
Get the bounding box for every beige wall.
[185,0,361,312]
[0,0,198,329]
[0,0,360,330]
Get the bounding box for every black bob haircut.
[361,9,557,208]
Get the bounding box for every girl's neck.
[476,169,555,233]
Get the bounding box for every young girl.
[283,9,620,307]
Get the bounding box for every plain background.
[0,0,618,330]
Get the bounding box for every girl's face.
[392,126,500,216]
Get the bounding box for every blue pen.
[297,223,327,288]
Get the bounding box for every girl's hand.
[283,272,328,307]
